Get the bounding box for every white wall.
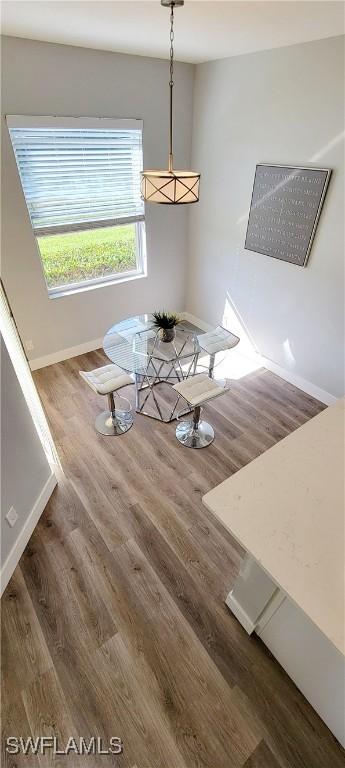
[1,36,194,362]
[2,35,344,397]
[1,337,53,581]
[187,35,344,399]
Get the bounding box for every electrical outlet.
[25,340,34,352]
[6,506,18,528]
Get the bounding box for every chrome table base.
[134,377,194,423]
[133,331,199,422]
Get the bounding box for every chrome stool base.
[175,419,214,449]
[95,409,133,436]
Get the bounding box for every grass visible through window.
[37,224,137,289]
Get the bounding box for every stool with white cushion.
[173,373,229,449]
[197,326,240,377]
[79,364,133,436]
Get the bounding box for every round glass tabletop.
[103,314,200,380]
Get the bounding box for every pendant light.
[141,0,200,204]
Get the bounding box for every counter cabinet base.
[225,554,345,748]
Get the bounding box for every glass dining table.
[103,314,200,422]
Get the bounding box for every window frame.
[36,220,147,299]
[6,115,146,298]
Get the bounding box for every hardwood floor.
[2,349,344,767]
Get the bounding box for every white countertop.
[203,398,345,656]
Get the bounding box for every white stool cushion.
[79,364,132,396]
[197,326,240,355]
[173,373,224,406]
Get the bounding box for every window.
[7,116,146,296]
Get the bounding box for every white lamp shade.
[141,170,200,204]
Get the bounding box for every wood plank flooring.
[2,348,344,767]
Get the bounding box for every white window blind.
[7,116,144,236]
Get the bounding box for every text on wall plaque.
[245,164,331,267]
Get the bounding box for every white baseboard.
[29,312,338,406]
[29,317,200,371]
[1,472,57,595]
[257,354,336,406]
[29,317,205,371]
[182,312,212,333]
[30,337,103,371]
[184,312,336,406]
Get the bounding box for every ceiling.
[1,1,344,64]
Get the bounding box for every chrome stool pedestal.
[79,364,133,437]
[173,373,229,450]
[95,392,133,436]
[175,405,214,449]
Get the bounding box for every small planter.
[158,327,176,343]
[153,311,180,343]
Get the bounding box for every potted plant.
[152,310,181,343]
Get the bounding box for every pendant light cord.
[169,3,174,172]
